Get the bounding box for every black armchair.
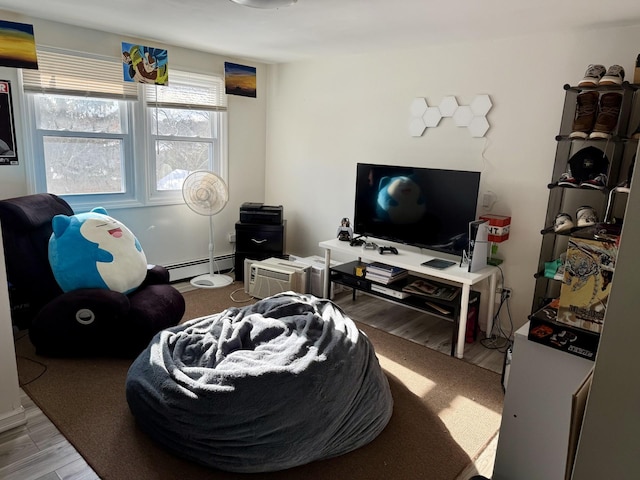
[0,193,185,357]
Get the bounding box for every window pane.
[155,140,211,190]
[35,94,126,134]
[150,107,213,137]
[43,137,125,194]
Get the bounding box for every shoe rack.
[531,80,639,312]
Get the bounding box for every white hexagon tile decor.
[409,117,427,137]
[422,107,442,128]
[409,97,428,118]
[453,105,474,127]
[468,116,490,137]
[408,94,492,137]
[438,96,459,117]
[470,94,493,116]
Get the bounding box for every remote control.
[378,246,398,255]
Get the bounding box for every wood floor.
[2,287,507,480]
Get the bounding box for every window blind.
[145,70,227,111]
[22,48,139,100]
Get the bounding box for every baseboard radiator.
[164,254,235,282]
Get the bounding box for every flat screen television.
[353,163,481,257]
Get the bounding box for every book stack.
[364,262,409,284]
[402,278,460,301]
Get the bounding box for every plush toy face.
[376,175,426,224]
[48,207,147,294]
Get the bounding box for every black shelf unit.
[531,81,638,312]
[330,260,480,356]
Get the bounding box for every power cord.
[13,330,48,387]
[480,265,514,353]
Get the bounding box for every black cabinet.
[234,221,286,281]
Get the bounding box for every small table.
[319,238,499,359]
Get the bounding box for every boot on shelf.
[569,91,599,139]
[589,92,622,139]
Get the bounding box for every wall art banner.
[224,62,257,98]
[0,80,18,165]
[0,19,38,69]
[122,42,168,85]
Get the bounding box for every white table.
[319,238,499,359]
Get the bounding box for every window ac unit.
[245,257,310,299]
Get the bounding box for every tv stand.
[319,238,499,359]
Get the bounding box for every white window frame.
[20,47,228,211]
[143,70,228,205]
[26,94,138,210]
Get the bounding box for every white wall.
[265,24,640,334]
[0,10,268,272]
[0,223,26,433]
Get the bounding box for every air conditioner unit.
[245,257,310,299]
[288,254,345,298]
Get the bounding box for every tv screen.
[353,163,481,256]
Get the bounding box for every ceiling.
[1,0,640,64]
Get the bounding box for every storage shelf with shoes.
[531,63,638,313]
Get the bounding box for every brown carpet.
[15,282,504,480]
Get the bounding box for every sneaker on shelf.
[589,92,622,139]
[580,173,608,190]
[554,213,574,233]
[576,206,598,227]
[557,171,579,187]
[599,65,625,86]
[569,91,599,139]
[578,64,607,88]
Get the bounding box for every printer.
[239,202,283,225]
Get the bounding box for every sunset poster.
[224,62,256,98]
[0,20,38,70]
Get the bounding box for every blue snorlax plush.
[48,207,148,294]
[376,175,427,224]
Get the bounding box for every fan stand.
[190,216,233,289]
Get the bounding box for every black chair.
[0,193,185,357]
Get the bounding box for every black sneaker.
[558,171,579,187]
[580,173,608,190]
[600,65,625,86]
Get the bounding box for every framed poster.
[0,20,38,70]
[224,62,257,98]
[0,80,18,165]
[122,42,168,85]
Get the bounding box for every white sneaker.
[578,64,606,87]
[554,213,574,233]
[600,65,625,86]
[576,206,598,227]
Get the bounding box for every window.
[145,70,227,202]
[22,48,227,210]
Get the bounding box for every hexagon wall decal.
[468,116,490,137]
[409,97,428,118]
[422,107,442,127]
[408,94,491,137]
[453,106,474,127]
[470,94,493,116]
[438,96,458,117]
[409,117,427,137]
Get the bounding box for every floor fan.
[182,170,233,288]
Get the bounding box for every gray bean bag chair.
[125,292,393,473]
